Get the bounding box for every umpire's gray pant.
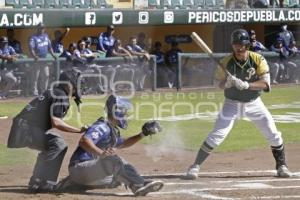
[69,155,144,187]
[8,118,68,183]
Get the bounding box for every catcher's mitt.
[141,120,162,136]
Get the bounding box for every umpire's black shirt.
[16,87,70,131]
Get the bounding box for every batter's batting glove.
[141,120,162,137]
[233,77,250,90]
[224,75,235,88]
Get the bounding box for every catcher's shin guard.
[271,144,287,169]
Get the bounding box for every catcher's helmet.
[59,69,82,108]
[105,95,132,129]
[231,29,250,45]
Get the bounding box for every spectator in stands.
[97,25,116,54]
[0,36,18,99]
[248,30,268,52]
[151,41,173,87]
[6,29,22,54]
[278,24,295,48]
[52,27,70,54]
[126,36,151,91]
[29,23,57,96]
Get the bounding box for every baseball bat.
[190,32,231,76]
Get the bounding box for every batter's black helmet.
[59,69,82,109]
[231,29,250,45]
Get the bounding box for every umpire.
[7,69,87,193]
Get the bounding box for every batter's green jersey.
[215,51,269,102]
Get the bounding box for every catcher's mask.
[105,95,132,129]
[231,29,250,46]
[59,69,82,110]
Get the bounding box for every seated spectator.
[97,25,116,54]
[248,30,268,52]
[52,28,70,54]
[7,29,22,54]
[0,36,18,99]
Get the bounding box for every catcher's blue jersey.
[70,119,124,164]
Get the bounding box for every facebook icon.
[85,12,96,25]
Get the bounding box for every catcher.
[57,94,164,196]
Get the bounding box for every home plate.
[233,183,271,189]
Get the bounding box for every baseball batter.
[186,29,292,179]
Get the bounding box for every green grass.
[0,85,299,165]
[0,144,35,166]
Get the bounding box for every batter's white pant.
[206,97,283,148]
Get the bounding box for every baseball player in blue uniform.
[185,29,292,180]
[56,95,164,196]
[7,69,87,192]
[29,23,57,96]
[0,36,18,99]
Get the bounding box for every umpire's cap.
[231,29,250,46]
[0,36,8,44]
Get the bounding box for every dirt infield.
[0,118,300,200]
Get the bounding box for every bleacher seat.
[32,0,45,8]
[70,0,87,8]
[59,0,71,7]
[171,0,183,8]
[289,0,300,8]
[6,0,21,8]
[19,0,33,8]
[215,0,224,8]
[44,0,59,8]
[193,0,204,8]
[148,0,160,9]
[96,0,113,8]
[204,0,214,8]
[163,0,172,9]
[182,0,194,9]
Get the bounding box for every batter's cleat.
[277,165,292,178]
[131,180,164,196]
[185,164,200,180]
